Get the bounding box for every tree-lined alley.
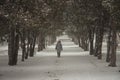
[0,0,120,68]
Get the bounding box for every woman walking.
[55,40,63,58]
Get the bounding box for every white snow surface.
[0,35,120,80]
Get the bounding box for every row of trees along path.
[0,0,120,68]
[0,35,119,80]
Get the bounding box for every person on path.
[55,40,63,58]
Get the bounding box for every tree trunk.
[106,28,111,62]
[21,29,26,61]
[38,33,45,51]
[77,36,81,47]
[25,36,30,59]
[31,36,37,56]
[8,27,19,66]
[97,28,104,59]
[14,33,19,65]
[29,38,34,57]
[29,33,37,57]
[94,26,104,59]
[108,26,117,67]
[38,34,43,51]
[94,27,99,57]
[89,27,95,55]
[42,36,45,49]
[84,39,89,51]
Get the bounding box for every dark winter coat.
[55,42,63,52]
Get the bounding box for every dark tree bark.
[29,32,37,57]
[81,36,89,51]
[77,36,81,47]
[20,28,26,61]
[8,27,19,66]
[38,32,46,51]
[25,31,30,59]
[41,35,45,49]
[77,31,89,51]
[108,25,117,67]
[8,28,14,65]
[29,38,34,57]
[97,28,104,59]
[38,34,43,51]
[94,26,104,59]
[106,28,111,62]
[31,35,37,56]
[94,27,100,57]
[13,32,19,65]
[89,27,95,55]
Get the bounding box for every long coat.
[55,42,63,53]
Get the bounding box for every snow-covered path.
[0,35,120,80]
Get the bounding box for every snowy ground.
[0,35,120,80]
